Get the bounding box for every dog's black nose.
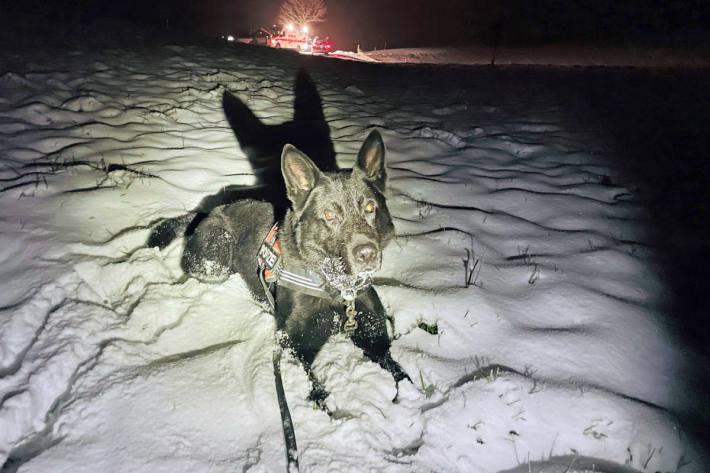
[353,243,377,264]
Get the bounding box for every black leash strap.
[272,343,299,472]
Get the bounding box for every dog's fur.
[148,81,408,401]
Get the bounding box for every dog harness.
[257,222,363,335]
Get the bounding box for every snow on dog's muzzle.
[320,257,373,299]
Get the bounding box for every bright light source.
[227,35,234,41]
[286,24,293,31]
[302,26,308,33]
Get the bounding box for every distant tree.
[277,0,327,27]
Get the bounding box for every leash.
[272,335,299,472]
[261,281,300,471]
[256,223,372,472]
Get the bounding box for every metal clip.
[343,299,358,336]
[341,288,356,301]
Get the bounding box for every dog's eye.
[364,201,376,213]
[324,210,337,221]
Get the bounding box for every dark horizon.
[4,0,710,52]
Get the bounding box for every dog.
[150,126,409,404]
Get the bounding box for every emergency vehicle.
[312,37,333,54]
[270,24,311,51]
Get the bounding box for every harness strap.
[257,223,281,284]
[257,223,332,300]
[279,269,330,298]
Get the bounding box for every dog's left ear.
[354,130,386,191]
[282,144,322,212]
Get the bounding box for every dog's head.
[282,130,395,285]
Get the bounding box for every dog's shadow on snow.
[148,69,337,247]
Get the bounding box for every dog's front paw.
[378,352,411,384]
[393,365,411,384]
[307,378,332,414]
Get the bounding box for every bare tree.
[277,0,327,27]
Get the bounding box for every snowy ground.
[363,45,710,67]
[1,37,709,473]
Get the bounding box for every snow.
[364,45,710,68]
[1,37,708,473]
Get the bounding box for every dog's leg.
[181,212,234,281]
[291,343,329,408]
[351,288,411,384]
[281,301,338,409]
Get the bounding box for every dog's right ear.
[282,144,321,212]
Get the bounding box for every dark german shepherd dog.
[148,71,409,404]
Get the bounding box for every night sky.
[176,0,710,50]
[5,0,709,52]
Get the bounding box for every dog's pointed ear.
[354,130,386,191]
[282,144,322,211]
